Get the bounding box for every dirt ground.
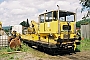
[21,51,90,60]
[1,51,90,60]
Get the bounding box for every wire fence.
[0,30,8,47]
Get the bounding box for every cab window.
[66,15,74,21]
[53,11,58,20]
[40,14,44,23]
[59,11,75,22]
[45,12,52,22]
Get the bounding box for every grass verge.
[76,39,90,51]
[0,42,49,60]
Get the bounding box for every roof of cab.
[39,10,75,16]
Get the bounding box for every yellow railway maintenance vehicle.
[21,6,81,54]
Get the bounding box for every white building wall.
[12,25,22,34]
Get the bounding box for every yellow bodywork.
[39,20,58,33]
[21,10,80,51]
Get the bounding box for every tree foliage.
[19,21,27,27]
[4,29,9,32]
[19,19,30,27]
[80,0,90,8]
[80,0,90,18]
[76,18,90,28]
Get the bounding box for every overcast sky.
[0,0,87,26]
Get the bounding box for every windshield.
[60,15,74,21]
[66,15,74,21]
[53,11,75,22]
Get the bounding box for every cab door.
[39,14,45,33]
[44,12,52,33]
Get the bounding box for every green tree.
[80,0,90,18]
[80,0,90,8]
[76,22,81,28]
[19,21,27,27]
[76,18,90,28]
[4,29,9,32]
